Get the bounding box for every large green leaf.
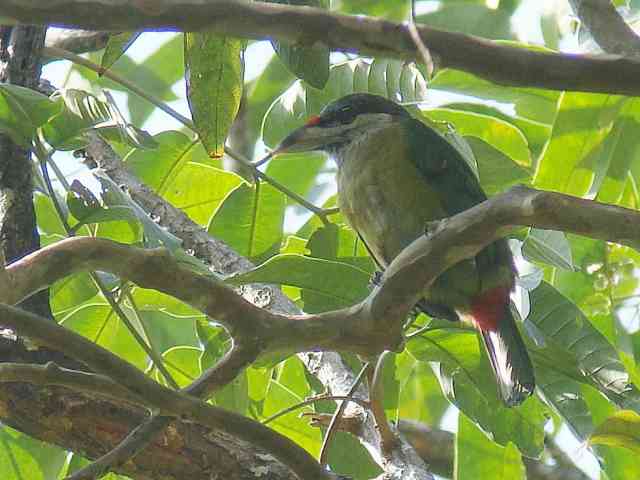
[100,31,142,71]
[265,152,326,206]
[595,99,640,203]
[50,89,156,149]
[534,93,627,196]
[528,282,640,411]
[0,427,67,480]
[227,253,370,312]
[430,69,559,124]
[456,413,526,480]
[269,0,329,88]
[590,410,640,454]
[60,303,148,371]
[208,182,286,260]
[0,84,61,146]
[467,137,531,196]
[124,130,198,192]
[417,4,515,40]
[408,328,547,457]
[262,58,427,147]
[522,228,574,271]
[184,32,244,158]
[422,108,531,167]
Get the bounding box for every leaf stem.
[319,362,370,467]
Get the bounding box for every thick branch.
[569,0,640,57]
[2,0,640,95]
[85,134,427,479]
[0,303,332,480]
[44,28,109,57]
[4,186,640,360]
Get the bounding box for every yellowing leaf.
[591,410,640,454]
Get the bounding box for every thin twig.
[369,351,398,456]
[319,362,370,467]
[407,19,434,79]
[33,139,180,390]
[262,394,370,426]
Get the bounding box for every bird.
[269,93,535,407]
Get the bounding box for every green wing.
[403,118,514,282]
[404,118,487,215]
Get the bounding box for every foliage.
[3,1,640,479]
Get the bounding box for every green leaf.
[262,58,427,147]
[522,228,574,270]
[269,0,330,88]
[337,0,410,20]
[100,31,142,71]
[263,357,322,455]
[528,282,640,411]
[265,152,326,205]
[0,84,61,146]
[534,93,627,196]
[456,414,526,480]
[430,69,559,123]
[163,161,243,226]
[590,410,640,454]
[0,427,67,480]
[417,4,515,40]
[61,303,148,370]
[53,89,156,149]
[184,32,244,158]
[467,137,531,196]
[408,329,546,457]
[595,99,640,203]
[208,182,285,260]
[124,130,198,192]
[227,253,370,312]
[422,108,531,167]
[159,345,202,387]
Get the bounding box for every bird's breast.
[335,124,446,267]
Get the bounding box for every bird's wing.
[404,118,487,215]
[403,118,513,277]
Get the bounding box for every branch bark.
[569,0,640,57]
[3,0,640,95]
[82,135,431,480]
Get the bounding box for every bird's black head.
[271,94,411,155]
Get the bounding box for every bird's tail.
[478,303,535,407]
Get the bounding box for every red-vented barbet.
[271,93,535,406]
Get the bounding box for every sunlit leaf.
[590,410,640,454]
[456,413,526,480]
[0,84,61,146]
[227,253,370,312]
[185,32,244,157]
[534,93,627,196]
[522,228,574,270]
[269,0,329,88]
[208,182,285,260]
[100,31,142,71]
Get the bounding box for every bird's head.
[270,93,411,156]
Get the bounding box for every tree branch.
[2,0,640,95]
[569,0,640,57]
[44,28,109,58]
[0,303,334,480]
[83,133,428,480]
[4,186,640,361]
